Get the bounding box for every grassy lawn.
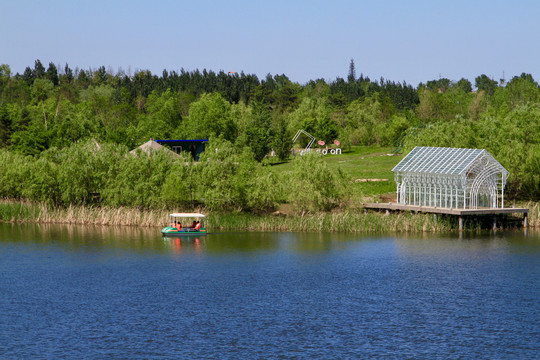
[269,145,404,201]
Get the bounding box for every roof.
[392,146,507,175]
[130,140,179,157]
[169,213,206,218]
[155,139,208,143]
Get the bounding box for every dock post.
[458,216,463,231]
[385,210,390,216]
[524,213,528,229]
[492,216,497,231]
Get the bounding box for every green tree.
[0,149,28,198]
[287,97,337,145]
[101,143,172,207]
[197,138,243,210]
[22,156,60,204]
[50,101,98,147]
[238,149,279,211]
[46,62,59,85]
[161,153,200,208]
[31,78,54,102]
[8,103,46,155]
[475,74,498,95]
[145,89,182,132]
[503,73,539,107]
[344,96,386,145]
[416,86,470,122]
[197,138,278,211]
[77,69,89,88]
[54,141,101,204]
[180,93,236,142]
[348,58,356,83]
[33,59,45,79]
[63,63,74,83]
[457,78,472,93]
[0,104,13,146]
[238,101,272,162]
[271,115,292,160]
[23,67,35,85]
[314,110,338,144]
[426,78,451,92]
[287,152,347,212]
[95,66,108,84]
[0,64,11,80]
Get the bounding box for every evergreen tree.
[77,69,89,87]
[348,58,356,83]
[0,104,12,146]
[46,62,59,86]
[64,63,74,83]
[23,67,35,85]
[34,59,45,79]
[242,101,272,162]
[475,74,498,95]
[95,66,107,84]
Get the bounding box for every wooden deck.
[363,203,529,230]
[363,203,528,215]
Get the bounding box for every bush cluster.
[0,138,349,213]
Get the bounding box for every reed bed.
[0,199,537,233]
[0,200,170,227]
[524,201,540,227]
[209,211,455,233]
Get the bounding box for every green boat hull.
[161,226,207,236]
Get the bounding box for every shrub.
[287,152,347,212]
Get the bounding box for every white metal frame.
[393,147,509,209]
[292,129,316,151]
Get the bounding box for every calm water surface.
[0,224,539,359]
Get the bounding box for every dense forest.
[0,59,538,210]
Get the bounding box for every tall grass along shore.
[0,200,537,233]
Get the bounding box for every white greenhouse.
[393,147,509,209]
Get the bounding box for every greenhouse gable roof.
[392,146,507,175]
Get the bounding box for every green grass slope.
[269,145,403,201]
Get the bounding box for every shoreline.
[0,200,537,232]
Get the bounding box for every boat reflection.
[162,236,202,254]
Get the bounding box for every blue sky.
[1,0,539,86]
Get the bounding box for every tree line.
[0,59,539,207]
[0,139,348,213]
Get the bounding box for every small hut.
[130,139,179,158]
[393,147,509,209]
[154,139,208,161]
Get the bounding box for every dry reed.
[0,199,537,232]
[0,200,171,227]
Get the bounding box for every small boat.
[161,213,207,236]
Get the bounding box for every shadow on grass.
[269,161,290,166]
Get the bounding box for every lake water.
[0,223,538,359]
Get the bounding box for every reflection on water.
[0,223,538,359]
[0,222,163,252]
[1,222,538,256]
[395,230,540,256]
[163,236,203,254]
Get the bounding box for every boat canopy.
[169,213,206,218]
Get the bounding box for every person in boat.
[191,221,197,228]
[176,221,182,231]
[195,221,201,231]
